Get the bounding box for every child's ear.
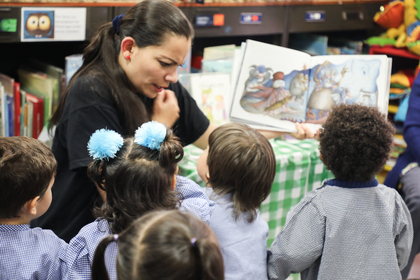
[23,196,40,216]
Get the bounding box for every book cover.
[27,101,33,139]
[25,92,44,139]
[230,40,391,133]
[179,72,231,126]
[17,68,53,127]
[0,74,15,137]
[27,58,63,114]
[14,82,21,136]
[65,54,83,86]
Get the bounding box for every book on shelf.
[26,59,63,114]
[25,91,44,139]
[65,54,83,87]
[230,40,392,133]
[17,68,53,129]
[0,84,5,137]
[14,82,21,136]
[0,73,15,137]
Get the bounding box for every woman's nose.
[165,68,178,83]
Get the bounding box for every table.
[178,138,334,246]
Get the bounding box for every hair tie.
[191,237,197,246]
[114,234,118,242]
[112,14,125,34]
[134,121,167,151]
[88,128,124,161]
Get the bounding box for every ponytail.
[91,235,115,280]
[159,132,184,174]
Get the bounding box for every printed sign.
[240,13,262,24]
[305,11,325,22]
[21,7,86,42]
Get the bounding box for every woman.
[31,0,313,242]
[31,0,214,242]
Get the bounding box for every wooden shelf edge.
[0,0,388,7]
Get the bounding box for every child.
[65,121,214,279]
[91,210,224,280]
[197,123,276,279]
[268,104,413,280]
[0,136,67,279]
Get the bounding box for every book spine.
[14,82,21,136]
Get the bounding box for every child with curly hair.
[197,123,276,279]
[0,136,67,279]
[91,210,224,280]
[268,104,413,280]
[65,121,214,279]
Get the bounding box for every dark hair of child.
[0,136,57,219]
[319,103,395,182]
[91,210,224,280]
[49,0,194,135]
[206,123,276,222]
[87,129,184,234]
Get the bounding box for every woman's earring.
[126,55,130,60]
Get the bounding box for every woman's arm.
[193,123,217,150]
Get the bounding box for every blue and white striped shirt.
[0,224,68,280]
[268,179,413,280]
[65,175,214,279]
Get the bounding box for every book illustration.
[230,40,390,133]
[180,73,231,126]
[23,10,54,39]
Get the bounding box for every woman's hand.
[152,89,180,128]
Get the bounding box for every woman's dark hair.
[206,123,276,222]
[50,0,194,135]
[91,210,224,280]
[319,103,395,182]
[87,128,184,233]
[0,136,57,219]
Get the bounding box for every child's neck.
[0,216,31,225]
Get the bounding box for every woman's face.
[123,34,192,99]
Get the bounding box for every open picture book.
[230,40,392,133]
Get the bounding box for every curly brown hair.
[319,104,395,182]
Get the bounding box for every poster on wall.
[21,8,86,42]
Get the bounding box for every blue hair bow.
[88,128,124,161]
[134,121,167,151]
[112,14,125,34]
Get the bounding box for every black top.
[31,75,209,242]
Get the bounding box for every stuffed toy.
[367,0,420,56]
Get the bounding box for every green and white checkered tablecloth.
[178,138,334,280]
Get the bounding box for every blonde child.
[197,123,276,279]
[268,104,413,280]
[0,136,67,279]
[65,121,214,279]
[91,210,224,280]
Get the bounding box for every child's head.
[87,121,184,233]
[197,123,276,222]
[319,104,395,182]
[0,136,57,220]
[91,210,224,280]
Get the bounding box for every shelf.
[0,0,388,7]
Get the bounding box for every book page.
[230,40,311,132]
[305,54,391,131]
